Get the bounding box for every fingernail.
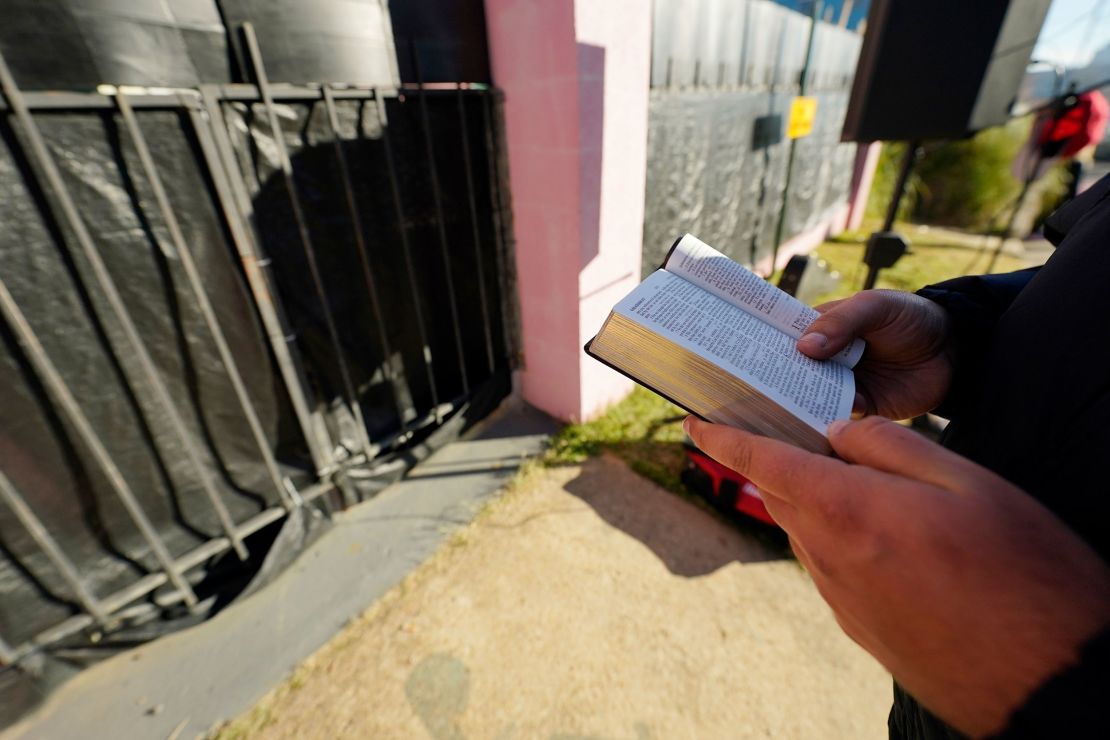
[683,416,694,436]
[827,419,850,438]
[799,332,828,349]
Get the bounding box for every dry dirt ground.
[221,455,890,740]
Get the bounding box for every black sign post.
[862,141,920,289]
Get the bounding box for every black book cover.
[582,336,709,424]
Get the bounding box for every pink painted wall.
[574,0,651,419]
[486,0,650,422]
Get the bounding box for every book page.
[664,234,865,367]
[614,271,854,433]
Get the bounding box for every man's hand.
[797,290,952,420]
[685,415,1110,737]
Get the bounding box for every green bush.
[865,141,917,223]
[864,117,1071,232]
[912,119,1029,230]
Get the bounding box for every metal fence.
[642,0,864,273]
[0,28,514,685]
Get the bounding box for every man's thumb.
[798,292,893,360]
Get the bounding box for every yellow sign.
[786,96,818,139]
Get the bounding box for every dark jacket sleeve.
[992,627,1110,739]
[919,174,1110,421]
[912,274,1110,737]
[901,177,1110,739]
[916,268,1039,420]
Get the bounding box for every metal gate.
[0,15,515,714]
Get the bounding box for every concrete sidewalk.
[221,456,891,739]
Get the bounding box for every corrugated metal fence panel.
[651,0,813,89]
[644,0,863,273]
[0,0,232,89]
[221,0,399,87]
[0,0,400,91]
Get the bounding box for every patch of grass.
[543,388,796,554]
[810,220,1034,304]
[212,705,273,740]
[545,387,688,495]
[865,142,918,223]
[911,121,1029,230]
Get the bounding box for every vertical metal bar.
[986,157,1035,274]
[410,42,470,394]
[192,91,334,475]
[319,86,410,433]
[883,142,920,233]
[864,140,921,289]
[0,279,198,606]
[0,469,111,624]
[374,93,441,415]
[738,0,752,88]
[114,91,293,510]
[769,0,823,275]
[0,52,249,561]
[481,91,516,363]
[240,23,377,462]
[455,85,496,374]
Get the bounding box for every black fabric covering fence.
[0,0,509,727]
[643,0,863,273]
[222,94,506,436]
[642,88,857,273]
[0,108,294,644]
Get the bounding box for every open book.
[585,234,864,454]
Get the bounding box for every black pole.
[862,260,883,290]
[769,0,822,275]
[883,141,920,231]
[984,168,1037,273]
[864,140,920,289]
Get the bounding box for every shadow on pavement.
[561,456,790,577]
